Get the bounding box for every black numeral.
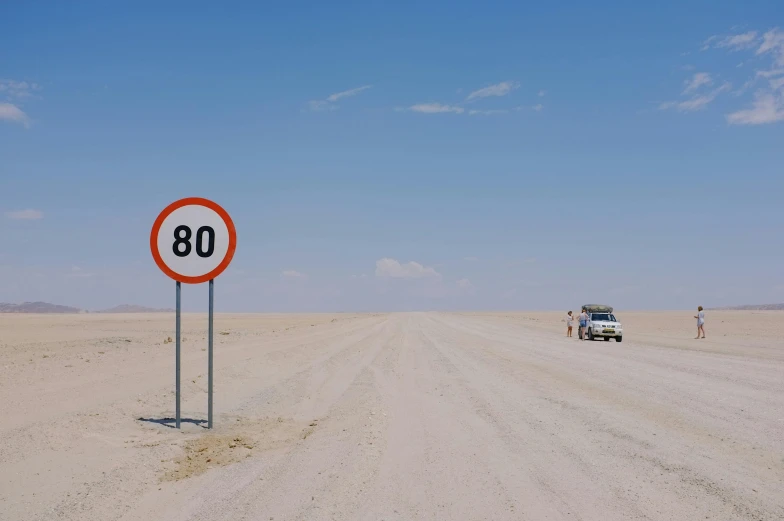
[173,225,192,257]
[196,226,215,257]
[172,225,215,258]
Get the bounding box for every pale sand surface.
[1,311,782,520]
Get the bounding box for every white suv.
[583,305,623,342]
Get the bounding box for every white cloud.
[660,82,731,112]
[375,258,441,279]
[726,90,784,125]
[532,103,544,111]
[326,85,372,103]
[683,72,712,93]
[716,31,759,51]
[282,270,307,279]
[0,103,30,127]
[408,103,464,114]
[684,28,784,124]
[468,109,508,115]
[538,90,546,97]
[466,81,519,101]
[6,209,43,220]
[660,97,710,112]
[756,68,784,78]
[0,79,41,100]
[306,85,371,111]
[700,35,719,51]
[756,28,784,66]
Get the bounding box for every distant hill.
[98,304,174,313]
[0,302,175,314]
[0,301,83,313]
[709,303,784,311]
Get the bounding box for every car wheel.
[587,329,594,341]
[616,336,623,343]
[604,337,610,341]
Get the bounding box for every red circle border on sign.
[150,197,237,284]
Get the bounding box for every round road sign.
[150,197,236,284]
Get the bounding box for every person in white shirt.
[565,311,574,337]
[694,306,705,339]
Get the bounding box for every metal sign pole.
[175,281,182,429]
[208,279,214,429]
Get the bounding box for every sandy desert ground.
[1,310,782,521]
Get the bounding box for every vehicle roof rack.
[582,304,613,313]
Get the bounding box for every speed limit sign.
[150,197,236,284]
[150,196,236,430]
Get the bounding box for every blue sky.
[1,1,783,312]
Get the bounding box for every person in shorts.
[566,311,574,337]
[579,308,589,340]
[694,305,705,339]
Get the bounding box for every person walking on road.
[579,308,589,340]
[694,306,706,339]
[566,311,574,337]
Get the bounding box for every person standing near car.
[694,306,705,339]
[579,308,589,340]
[566,311,574,337]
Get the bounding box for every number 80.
[173,225,215,258]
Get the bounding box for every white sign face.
[151,198,236,284]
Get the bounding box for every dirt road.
[1,311,782,520]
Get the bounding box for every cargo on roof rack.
[582,304,613,313]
